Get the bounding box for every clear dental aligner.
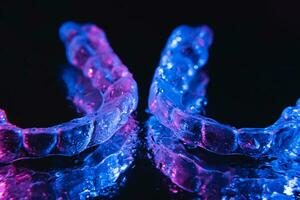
[147,25,300,198]
[148,25,300,158]
[0,117,139,199]
[147,116,300,199]
[0,22,138,163]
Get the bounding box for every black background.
[1,1,300,199]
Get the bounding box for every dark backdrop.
[1,1,300,199]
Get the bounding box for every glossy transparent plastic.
[0,22,138,163]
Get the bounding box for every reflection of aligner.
[148,25,300,158]
[0,22,138,163]
[0,117,139,199]
[147,117,230,197]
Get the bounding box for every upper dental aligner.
[147,25,300,198]
[148,25,300,158]
[0,22,138,163]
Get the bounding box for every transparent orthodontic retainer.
[148,25,300,158]
[0,22,140,199]
[147,25,300,199]
[0,22,138,163]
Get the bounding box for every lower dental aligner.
[148,25,300,158]
[0,22,138,163]
[147,25,300,198]
[0,117,139,199]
